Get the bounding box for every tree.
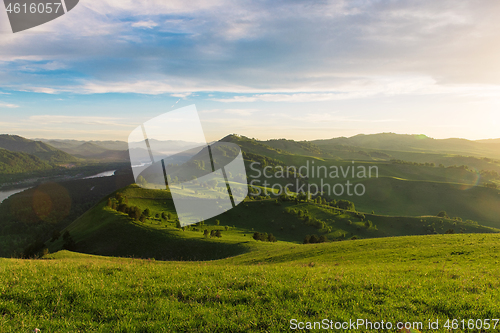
[128,206,141,221]
[176,220,181,229]
[136,175,147,187]
[161,212,167,220]
[318,235,327,243]
[437,211,449,218]
[215,230,222,238]
[268,233,277,242]
[215,220,220,226]
[309,235,319,244]
[62,231,76,251]
[143,208,151,217]
[117,203,128,213]
[203,229,209,238]
[50,230,60,242]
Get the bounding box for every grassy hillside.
[2,233,500,332]
[44,185,498,261]
[0,148,52,176]
[312,133,500,160]
[0,170,135,257]
[332,177,500,228]
[0,135,78,164]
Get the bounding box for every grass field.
[43,184,498,261]
[2,233,500,332]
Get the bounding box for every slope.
[45,184,498,260]
[0,135,78,164]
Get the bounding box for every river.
[0,170,117,204]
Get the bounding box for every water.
[83,170,116,179]
[0,187,30,203]
[0,170,117,203]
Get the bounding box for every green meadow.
[2,234,500,332]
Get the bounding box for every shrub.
[437,211,449,218]
[303,235,311,244]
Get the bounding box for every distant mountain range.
[0,135,77,164]
[310,133,500,160]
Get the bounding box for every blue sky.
[0,0,499,141]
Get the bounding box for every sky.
[0,0,499,142]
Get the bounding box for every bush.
[62,231,76,251]
[22,240,47,258]
[253,232,276,242]
[303,235,311,244]
[128,206,141,221]
[437,211,449,218]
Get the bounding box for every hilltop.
[312,132,500,160]
[0,135,77,164]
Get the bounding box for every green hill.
[0,148,52,176]
[3,233,500,331]
[312,133,500,160]
[0,170,135,257]
[332,177,500,228]
[0,135,78,164]
[44,184,498,261]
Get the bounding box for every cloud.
[170,92,192,99]
[131,20,158,29]
[0,102,19,108]
[1,0,500,98]
[28,115,132,127]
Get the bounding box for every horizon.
[6,131,500,144]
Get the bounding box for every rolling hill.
[0,135,78,164]
[44,184,498,261]
[3,232,500,331]
[0,148,52,175]
[312,133,500,160]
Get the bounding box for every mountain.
[312,133,500,160]
[0,135,77,164]
[0,148,52,176]
[476,138,500,144]
[42,139,129,151]
[39,140,130,162]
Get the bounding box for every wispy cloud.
[131,20,158,29]
[1,0,500,95]
[0,102,19,108]
[28,115,132,127]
